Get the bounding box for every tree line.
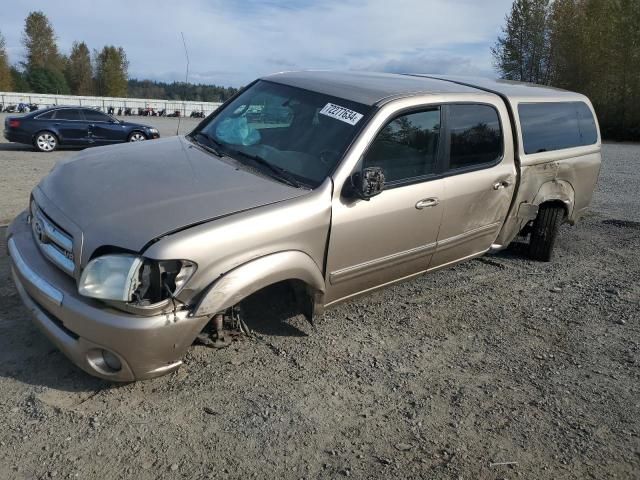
[493,0,640,141]
[0,11,238,102]
[128,79,238,103]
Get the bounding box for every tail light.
[8,119,20,128]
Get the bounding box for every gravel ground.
[0,114,639,479]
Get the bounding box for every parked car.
[6,71,601,381]
[3,106,160,152]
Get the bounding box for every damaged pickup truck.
[6,71,601,381]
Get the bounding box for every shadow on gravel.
[602,219,640,229]
[0,143,35,152]
[492,240,531,262]
[0,142,84,152]
[0,296,113,394]
[0,233,115,393]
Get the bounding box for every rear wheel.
[34,131,58,152]
[528,205,565,261]
[128,131,146,142]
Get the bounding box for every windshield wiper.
[193,131,223,156]
[227,149,302,189]
[193,133,302,188]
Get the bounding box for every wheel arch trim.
[532,180,575,220]
[192,251,326,317]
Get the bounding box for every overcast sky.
[1,0,513,87]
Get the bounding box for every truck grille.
[30,201,75,276]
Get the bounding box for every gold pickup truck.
[6,71,601,381]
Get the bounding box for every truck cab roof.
[263,70,588,107]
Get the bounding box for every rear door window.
[519,102,598,154]
[55,109,82,121]
[447,104,503,170]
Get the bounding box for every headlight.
[148,128,158,134]
[79,254,195,304]
[79,255,142,301]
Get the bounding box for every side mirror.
[348,167,385,200]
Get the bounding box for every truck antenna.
[176,32,190,136]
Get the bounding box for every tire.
[34,131,58,152]
[528,204,565,262]
[128,131,147,142]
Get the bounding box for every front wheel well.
[196,280,319,340]
[236,279,318,323]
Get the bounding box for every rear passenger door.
[52,108,89,145]
[429,103,516,269]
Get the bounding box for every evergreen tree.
[492,0,552,84]
[10,67,30,91]
[23,11,64,71]
[66,41,93,95]
[95,46,128,97]
[22,11,69,93]
[0,31,12,91]
[127,78,238,101]
[27,66,70,94]
[497,0,640,140]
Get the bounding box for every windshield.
[192,80,371,188]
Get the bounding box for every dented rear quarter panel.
[495,96,602,245]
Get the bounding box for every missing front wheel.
[195,307,253,349]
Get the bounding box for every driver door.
[325,107,445,305]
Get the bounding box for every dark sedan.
[3,106,160,152]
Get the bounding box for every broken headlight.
[78,254,196,306]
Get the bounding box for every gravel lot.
[0,113,639,479]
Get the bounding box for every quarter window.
[37,111,55,119]
[576,102,598,146]
[519,102,598,154]
[448,104,503,169]
[55,109,82,121]
[363,108,441,183]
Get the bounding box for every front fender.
[533,180,575,221]
[193,251,325,317]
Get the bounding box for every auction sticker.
[319,103,363,125]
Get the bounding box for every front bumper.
[6,211,209,381]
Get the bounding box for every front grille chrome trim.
[30,202,75,276]
[41,216,73,252]
[39,242,75,274]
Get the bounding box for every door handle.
[415,198,440,209]
[493,180,511,190]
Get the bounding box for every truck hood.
[36,136,308,262]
